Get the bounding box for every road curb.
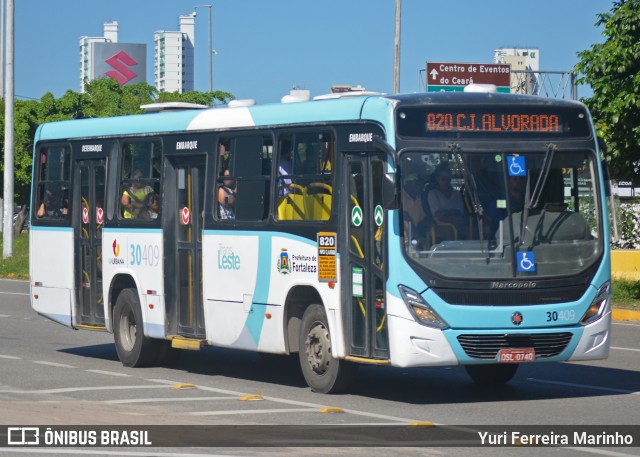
[612,308,640,322]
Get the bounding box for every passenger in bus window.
[217,169,236,220]
[427,163,468,239]
[36,187,68,218]
[401,172,428,248]
[219,142,230,171]
[121,169,153,219]
[278,141,293,195]
[148,193,160,220]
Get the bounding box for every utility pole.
[2,0,13,257]
[1,0,4,98]
[393,0,401,94]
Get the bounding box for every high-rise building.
[80,22,119,92]
[494,47,540,95]
[79,22,147,93]
[154,15,195,93]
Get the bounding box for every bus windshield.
[400,148,602,279]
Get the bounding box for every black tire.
[113,288,158,367]
[298,304,357,394]
[464,364,518,385]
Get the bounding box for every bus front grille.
[456,332,573,360]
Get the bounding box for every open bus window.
[35,147,71,220]
[276,131,334,221]
[119,140,162,221]
[215,135,273,221]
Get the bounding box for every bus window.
[35,146,71,220]
[216,135,272,221]
[276,131,334,221]
[119,140,162,221]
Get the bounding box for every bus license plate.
[498,348,535,363]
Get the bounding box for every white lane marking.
[189,407,315,416]
[611,346,640,353]
[0,385,174,394]
[0,313,10,317]
[33,361,76,368]
[527,378,640,395]
[85,369,131,377]
[145,379,426,424]
[104,396,233,404]
[0,354,21,360]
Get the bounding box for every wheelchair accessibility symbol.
[517,251,536,272]
[508,155,527,177]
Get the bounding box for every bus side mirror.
[382,172,399,210]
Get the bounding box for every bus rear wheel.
[464,364,518,385]
[299,304,357,394]
[113,288,158,367]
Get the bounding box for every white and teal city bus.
[30,90,611,393]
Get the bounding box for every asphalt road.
[0,278,638,457]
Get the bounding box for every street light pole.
[393,0,401,94]
[3,0,14,256]
[194,4,212,93]
[1,0,5,98]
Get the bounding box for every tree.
[1,78,235,205]
[575,0,640,180]
[83,78,156,117]
[157,90,233,106]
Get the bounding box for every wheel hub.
[305,322,331,375]
[119,307,137,352]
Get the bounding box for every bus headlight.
[398,285,449,329]
[580,282,611,326]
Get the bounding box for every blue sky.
[15,0,611,104]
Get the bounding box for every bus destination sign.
[426,62,511,92]
[397,107,591,139]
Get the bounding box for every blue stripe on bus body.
[246,235,272,345]
[203,230,316,347]
[30,226,73,232]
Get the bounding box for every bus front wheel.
[464,364,518,385]
[298,304,357,394]
[113,288,158,367]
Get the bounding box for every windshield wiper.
[450,143,487,256]
[529,143,557,210]
[519,143,557,246]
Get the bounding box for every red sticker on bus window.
[96,207,104,224]
[180,207,190,225]
[82,207,89,224]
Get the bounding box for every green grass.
[611,278,640,310]
[1,233,639,310]
[0,232,29,280]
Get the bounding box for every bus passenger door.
[345,154,389,360]
[163,155,206,339]
[74,158,106,327]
